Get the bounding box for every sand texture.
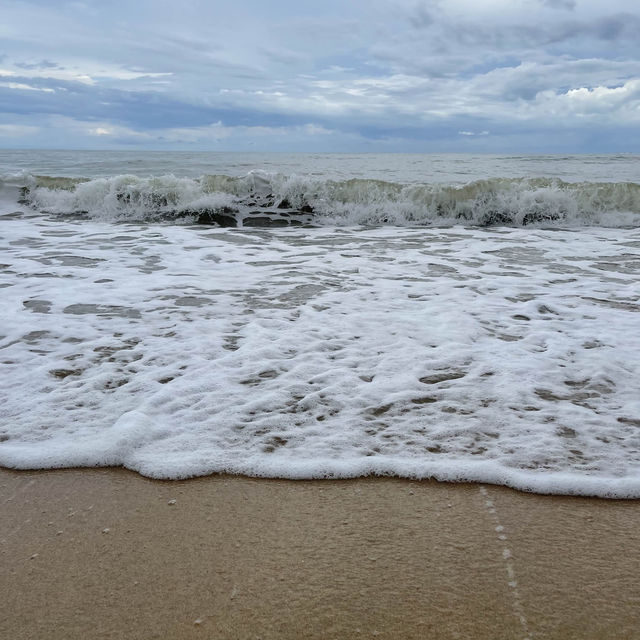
[1,469,639,639]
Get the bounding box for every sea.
[1,150,639,498]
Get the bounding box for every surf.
[8,172,640,228]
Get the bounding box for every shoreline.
[2,468,639,639]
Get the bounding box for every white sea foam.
[1,207,639,497]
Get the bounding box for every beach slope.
[1,469,639,639]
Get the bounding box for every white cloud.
[529,79,640,123]
[1,82,55,93]
[0,62,172,86]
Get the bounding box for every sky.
[0,0,639,152]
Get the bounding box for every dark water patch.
[35,254,105,267]
[40,230,77,237]
[538,304,558,315]
[262,435,289,453]
[188,207,238,226]
[222,335,241,351]
[23,299,51,313]
[564,379,589,388]
[241,369,281,386]
[23,330,51,342]
[482,247,547,262]
[49,368,82,379]
[367,404,393,417]
[548,278,578,285]
[581,297,639,312]
[505,293,536,302]
[20,271,74,279]
[411,396,438,404]
[535,388,563,402]
[591,258,640,274]
[278,283,327,306]
[617,417,640,427]
[242,215,303,227]
[172,296,212,307]
[419,371,466,384]
[64,304,141,319]
[426,444,444,454]
[103,378,129,390]
[10,237,49,248]
[93,338,140,358]
[137,256,165,273]
[247,260,292,267]
[547,263,587,275]
[427,263,458,275]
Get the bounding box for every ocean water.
[1,151,639,497]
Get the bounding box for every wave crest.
[9,172,640,227]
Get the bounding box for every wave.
[5,171,640,227]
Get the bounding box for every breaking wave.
[5,171,640,227]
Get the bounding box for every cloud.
[540,0,576,10]
[15,59,61,70]
[0,123,39,136]
[1,81,55,93]
[534,79,640,123]
[409,3,437,28]
[0,114,370,151]
[0,0,637,151]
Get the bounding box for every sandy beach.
[1,469,639,639]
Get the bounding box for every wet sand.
[1,469,639,639]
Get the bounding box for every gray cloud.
[540,0,576,10]
[408,3,437,29]
[406,11,640,48]
[14,59,61,70]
